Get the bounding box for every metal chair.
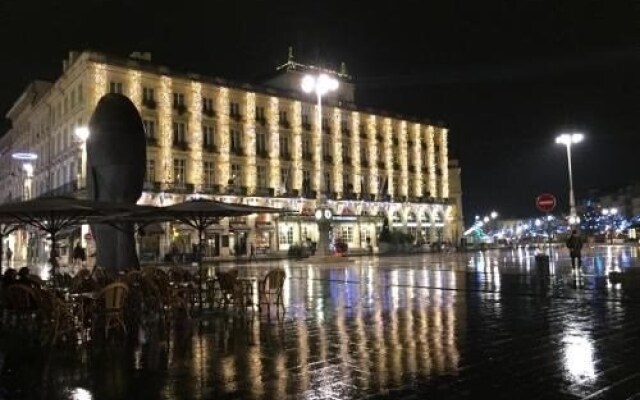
[216,271,242,309]
[97,282,129,338]
[258,269,286,313]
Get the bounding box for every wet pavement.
[2,245,640,399]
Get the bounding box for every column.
[244,92,257,193]
[216,88,230,187]
[189,81,203,191]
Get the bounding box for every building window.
[322,136,331,157]
[280,167,289,192]
[343,173,351,192]
[230,128,242,153]
[256,129,267,155]
[143,87,155,103]
[279,226,293,245]
[78,83,84,103]
[172,122,186,144]
[173,93,185,108]
[203,125,215,148]
[342,142,351,160]
[302,169,311,194]
[361,174,369,195]
[279,110,289,126]
[230,163,242,186]
[279,134,290,157]
[302,136,311,159]
[145,160,155,183]
[341,226,354,243]
[360,146,368,163]
[230,102,240,117]
[341,113,349,131]
[257,165,268,189]
[203,161,215,187]
[143,119,156,139]
[393,177,401,197]
[301,105,311,125]
[202,97,214,114]
[173,158,186,184]
[255,106,265,121]
[324,172,331,193]
[109,81,123,94]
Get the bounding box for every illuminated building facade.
[0,51,463,261]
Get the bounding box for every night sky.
[1,0,638,225]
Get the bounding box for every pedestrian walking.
[566,230,584,272]
[249,242,256,261]
[5,247,12,264]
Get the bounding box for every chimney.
[62,59,69,73]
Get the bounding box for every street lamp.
[602,207,618,244]
[75,126,90,189]
[301,73,339,257]
[490,211,498,220]
[555,132,584,220]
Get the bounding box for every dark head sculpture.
[87,93,146,272]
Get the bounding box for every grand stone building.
[0,50,463,262]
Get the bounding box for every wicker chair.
[96,282,129,338]
[258,269,286,313]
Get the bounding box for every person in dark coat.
[566,230,584,271]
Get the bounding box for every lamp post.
[301,73,339,257]
[602,207,618,244]
[555,132,583,221]
[74,126,90,190]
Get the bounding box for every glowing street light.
[74,126,90,142]
[555,132,584,219]
[490,211,498,219]
[301,73,339,257]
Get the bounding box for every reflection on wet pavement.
[2,245,640,399]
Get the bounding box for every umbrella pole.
[0,231,4,274]
[198,227,204,312]
[51,234,57,289]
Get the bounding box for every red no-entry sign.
[536,193,557,213]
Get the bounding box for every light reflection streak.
[562,331,596,383]
[70,388,92,400]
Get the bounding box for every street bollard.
[535,254,550,276]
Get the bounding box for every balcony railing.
[323,155,333,163]
[256,116,267,126]
[42,180,79,197]
[342,127,351,136]
[377,161,385,169]
[302,153,313,161]
[361,160,369,167]
[392,138,399,146]
[409,165,416,173]
[230,112,242,122]
[281,152,292,161]
[172,141,189,151]
[202,184,222,194]
[146,136,158,146]
[143,99,156,109]
[231,147,244,156]
[359,132,367,140]
[202,108,216,118]
[343,156,352,165]
[174,104,187,115]
[322,126,331,135]
[279,120,290,129]
[393,162,400,171]
[256,150,269,159]
[302,122,312,131]
[203,144,218,153]
[376,134,383,142]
